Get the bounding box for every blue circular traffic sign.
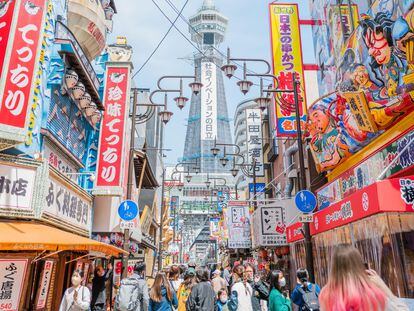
[118,200,139,221]
[295,190,317,214]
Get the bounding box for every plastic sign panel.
[118,200,139,221]
[0,0,48,141]
[246,109,264,176]
[0,259,28,311]
[95,65,131,193]
[295,190,317,214]
[200,62,217,141]
[226,201,251,249]
[269,3,307,137]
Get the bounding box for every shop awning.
[133,150,159,189]
[0,222,127,257]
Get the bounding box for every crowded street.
[0,0,414,310]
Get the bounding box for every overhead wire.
[132,0,190,78]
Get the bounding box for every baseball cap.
[185,267,196,276]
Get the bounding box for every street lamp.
[205,180,211,189]
[219,157,229,167]
[159,109,173,124]
[211,146,220,157]
[223,47,315,283]
[185,174,192,183]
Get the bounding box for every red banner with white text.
[95,65,130,190]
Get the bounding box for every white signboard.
[35,260,54,309]
[251,199,297,247]
[227,202,251,249]
[44,176,92,231]
[201,62,217,141]
[120,220,134,230]
[0,259,28,311]
[246,109,264,176]
[0,164,36,212]
[44,143,77,181]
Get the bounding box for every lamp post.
[222,48,315,282]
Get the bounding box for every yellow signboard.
[269,3,307,137]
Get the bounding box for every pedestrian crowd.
[58,244,409,311]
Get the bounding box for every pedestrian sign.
[294,190,317,214]
[118,200,138,221]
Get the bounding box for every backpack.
[115,277,142,311]
[298,285,320,311]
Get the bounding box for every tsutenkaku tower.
[182,0,233,174]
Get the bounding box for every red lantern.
[281,246,290,256]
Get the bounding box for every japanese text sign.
[0,163,36,212]
[35,260,54,309]
[96,65,130,189]
[201,62,217,141]
[0,259,28,311]
[227,201,251,249]
[0,0,47,130]
[245,109,264,176]
[45,175,92,231]
[269,3,307,137]
[0,0,17,76]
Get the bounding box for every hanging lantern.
[91,111,102,126]
[280,246,290,256]
[79,93,92,109]
[72,82,85,100]
[84,102,97,117]
[64,69,79,89]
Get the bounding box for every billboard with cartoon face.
[308,0,414,172]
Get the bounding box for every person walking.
[244,264,269,311]
[223,264,232,288]
[177,268,197,311]
[115,262,149,311]
[169,265,183,293]
[211,269,227,294]
[268,270,291,311]
[186,267,216,311]
[291,268,320,311]
[59,269,91,311]
[149,272,178,311]
[229,265,253,311]
[319,244,409,311]
[91,263,113,311]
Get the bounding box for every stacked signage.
[246,109,264,176]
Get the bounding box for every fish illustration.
[0,1,10,18]
[110,72,125,83]
[24,0,41,15]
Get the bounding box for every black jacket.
[186,281,216,311]
[91,269,113,305]
[247,280,269,310]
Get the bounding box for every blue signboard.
[217,191,229,212]
[118,200,139,221]
[249,183,266,194]
[295,190,317,214]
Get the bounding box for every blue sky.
[110,0,314,163]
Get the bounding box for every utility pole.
[123,89,137,279]
[158,104,166,272]
[293,75,315,282]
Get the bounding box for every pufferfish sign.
[306,10,414,173]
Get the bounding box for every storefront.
[288,176,414,298]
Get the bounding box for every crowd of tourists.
[58,244,409,311]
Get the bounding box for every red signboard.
[0,0,18,75]
[286,222,304,243]
[0,0,47,129]
[96,66,130,188]
[310,176,414,235]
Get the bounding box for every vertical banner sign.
[209,217,220,240]
[35,260,54,309]
[246,109,264,176]
[0,0,18,75]
[269,3,307,137]
[201,62,217,141]
[226,201,252,249]
[0,0,47,130]
[95,66,130,190]
[0,259,28,311]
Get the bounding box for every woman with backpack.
[268,270,291,311]
[319,244,409,311]
[291,268,320,311]
[177,268,196,311]
[228,264,253,311]
[149,272,178,311]
[59,269,91,311]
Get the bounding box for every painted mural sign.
[95,65,130,192]
[269,3,307,137]
[200,62,217,141]
[308,1,414,172]
[0,0,47,135]
[317,128,414,209]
